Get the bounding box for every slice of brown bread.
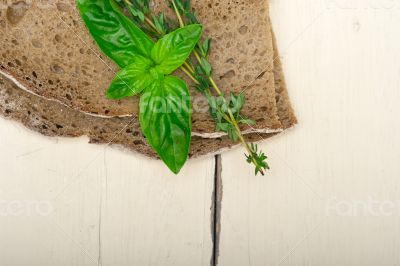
[0,29,296,158]
[271,28,298,129]
[0,0,283,135]
[0,73,264,158]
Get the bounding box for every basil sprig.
[77,0,203,173]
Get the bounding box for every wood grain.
[1,0,400,265]
[0,118,214,266]
[218,1,400,265]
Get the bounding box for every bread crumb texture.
[0,0,288,134]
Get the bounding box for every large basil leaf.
[139,76,192,174]
[106,55,154,99]
[76,0,154,67]
[151,24,203,74]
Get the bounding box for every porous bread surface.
[0,0,134,116]
[0,29,297,158]
[153,0,281,132]
[0,0,282,134]
[0,73,269,158]
[271,28,298,129]
[0,75,156,156]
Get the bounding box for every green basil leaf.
[106,55,154,99]
[76,0,154,67]
[139,76,192,174]
[151,24,203,74]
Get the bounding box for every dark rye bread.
[271,28,297,129]
[0,0,282,135]
[0,31,296,158]
[0,73,270,158]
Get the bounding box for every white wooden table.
[1,1,400,265]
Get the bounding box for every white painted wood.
[2,0,400,265]
[0,119,214,266]
[219,0,400,265]
[99,149,214,266]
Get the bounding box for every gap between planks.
[211,154,223,266]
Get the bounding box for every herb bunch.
[122,0,270,175]
[77,0,269,175]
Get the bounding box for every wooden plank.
[0,118,214,265]
[99,148,215,266]
[218,1,400,265]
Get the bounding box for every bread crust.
[0,28,296,158]
[0,0,288,135]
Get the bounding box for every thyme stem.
[181,65,199,84]
[183,61,195,73]
[170,3,265,175]
[123,0,269,175]
[145,16,160,34]
[171,0,185,27]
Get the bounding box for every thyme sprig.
[121,0,269,175]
